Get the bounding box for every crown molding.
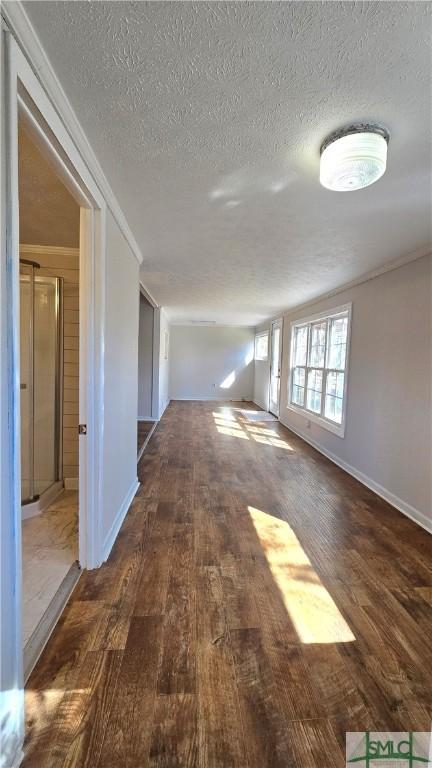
[1,1,144,267]
[139,280,159,309]
[256,245,432,329]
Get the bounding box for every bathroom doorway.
[18,121,80,675]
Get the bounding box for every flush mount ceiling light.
[320,124,389,191]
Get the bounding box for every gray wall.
[102,211,140,549]
[170,325,254,401]
[138,294,154,420]
[279,254,431,529]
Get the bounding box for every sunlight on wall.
[248,506,355,644]
[220,371,236,389]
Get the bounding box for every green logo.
[346,732,431,767]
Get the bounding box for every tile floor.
[22,490,78,646]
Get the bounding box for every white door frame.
[269,318,283,417]
[1,29,105,767]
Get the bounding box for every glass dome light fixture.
[320,124,390,191]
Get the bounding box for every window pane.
[292,385,305,406]
[293,367,305,387]
[326,371,345,398]
[292,367,305,406]
[325,395,343,424]
[309,321,326,367]
[294,326,308,366]
[325,371,344,423]
[306,369,322,413]
[255,333,268,360]
[328,316,348,370]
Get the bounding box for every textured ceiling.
[22,1,432,324]
[19,123,80,248]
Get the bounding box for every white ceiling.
[23,1,432,325]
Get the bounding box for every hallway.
[23,401,432,767]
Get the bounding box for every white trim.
[64,477,79,491]
[159,397,171,417]
[1,29,107,765]
[280,417,432,535]
[171,396,253,402]
[137,422,158,463]
[251,247,431,329]
[102,479,140,562]
[253,399,269,412]
[1,1,144,267]
[288,302,352,330]
[139,280,158,309]
[269,318,283,417]
[287,303,352,439]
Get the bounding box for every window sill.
[286,403,346,438]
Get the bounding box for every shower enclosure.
[20,260,63,510]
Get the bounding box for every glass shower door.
[20,264,62,503]
[34,276,61,496]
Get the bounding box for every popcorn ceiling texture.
[22,1,432,324]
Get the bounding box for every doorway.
[18,121,81,674]
[269,319,283,417]
[137,289,157,460]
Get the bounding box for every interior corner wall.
[102,211,139,553]
[169,325,255,401]
[253,321,271,410]
[138,294,154,420]
[279,254,432,531]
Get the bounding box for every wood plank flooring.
[23,401,432,767]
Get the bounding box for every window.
[255,331,269,361]
[288,304,351,437]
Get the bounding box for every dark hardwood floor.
[24,401,432,767]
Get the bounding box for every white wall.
[279,254,432,530]
[158,309,170,417]
[138,294,154,420]
[170,325,254,401]
[102,212,140,554]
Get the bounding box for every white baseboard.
[137,416,158,422]
[170,395,254,402]
[158,398,171,419]
[280,417,432,535]
[102,478,140,562]
[64,477,78,490]
[137,422,158,463]
[253,399,269,411]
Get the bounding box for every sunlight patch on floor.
[216,425,249,440]
[248,506,355,644]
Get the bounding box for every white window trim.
[287,302,352,438]
[255,330,269,361]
